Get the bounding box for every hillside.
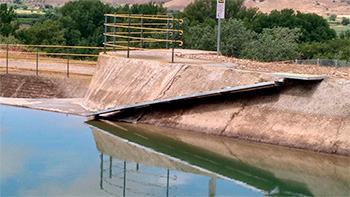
[244,0,350,16]
[4,0,350,16]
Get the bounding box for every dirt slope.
[244,0,350,16]
[16,0,349,15]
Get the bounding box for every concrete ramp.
[271,73,329,81]
[86,80,283,118]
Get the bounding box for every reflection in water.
[98,154,174,196]
[1,105,349,196]
[88,120,350,197]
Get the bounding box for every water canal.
[1,105,349,196]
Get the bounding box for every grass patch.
[330,25,350,35]
[16,18,38,25]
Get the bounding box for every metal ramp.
[85,80,283,118]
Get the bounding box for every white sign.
[216,0,225,19]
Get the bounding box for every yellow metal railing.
[103,13,183,62]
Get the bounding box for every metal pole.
[36,45,38,76]
[113,13,116,51]
[109,156,112,178]
[141,14,144,48]
[6,44,8,74]
[127,14,131,58]
[100,153,104,190]
[67,46,69,78]
[217,18,221,56]
[123,161,126,197]
[104,14,107,54]
[166,14,170,49]
[171,17,175,63]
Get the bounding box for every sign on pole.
[216,0,225,19]
[216,0,225,56]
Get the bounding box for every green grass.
[330,25,350,35]
[17,18,38,25]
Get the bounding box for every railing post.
[100,153,103,190]
[67,46,70,78]
[109,156,112,179]
[141,14,144,48]
[217,18,221,57]
[36,45,38,76]
[171,17,175,63]
[6,44,8,74]
[166,169,170,197]
[127,13,131,58]
[317,58,319,66]
[166,14,170,49]
[123,161,126,197]
[104,14,107,54]
[113,13,116,51]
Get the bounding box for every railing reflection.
[99,152,187,197]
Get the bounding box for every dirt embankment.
[84,53,350,156]
[181,54,350,80]
[0,74,89,98]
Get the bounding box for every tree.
[249,9,336,42]
[341,17,350,26]
[13,0,22,4]
[241,27,301,62]
[181,0,258,26]
[220,19,254,57]
[329,14,337,21]
[186,24,216,51]
[339,30,350,39]
[183,19,253,56]
[26,19,66,45]
[37,6,60,23]
[298,38,350,61]
[129,2,167,15]
[0,3,19,37]
[58,0,115,46]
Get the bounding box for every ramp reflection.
[87,120,349,196]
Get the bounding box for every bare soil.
[7,0,349,15]
[181,54,350,79]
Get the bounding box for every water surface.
[1,105,349,196]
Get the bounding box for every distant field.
[330,25,350,34]
[15,10,43,26]
[15,9,44,14]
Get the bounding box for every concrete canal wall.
[83,53,350,156]
[0,74,88,98]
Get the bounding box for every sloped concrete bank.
[84,53,350,156]
[0,74,90,115]
[0,74,88,98]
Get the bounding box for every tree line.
[1,0,349,61]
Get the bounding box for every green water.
[1,105,349,196]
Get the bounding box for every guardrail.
[103,14,183,63]
[0,44,105,77]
